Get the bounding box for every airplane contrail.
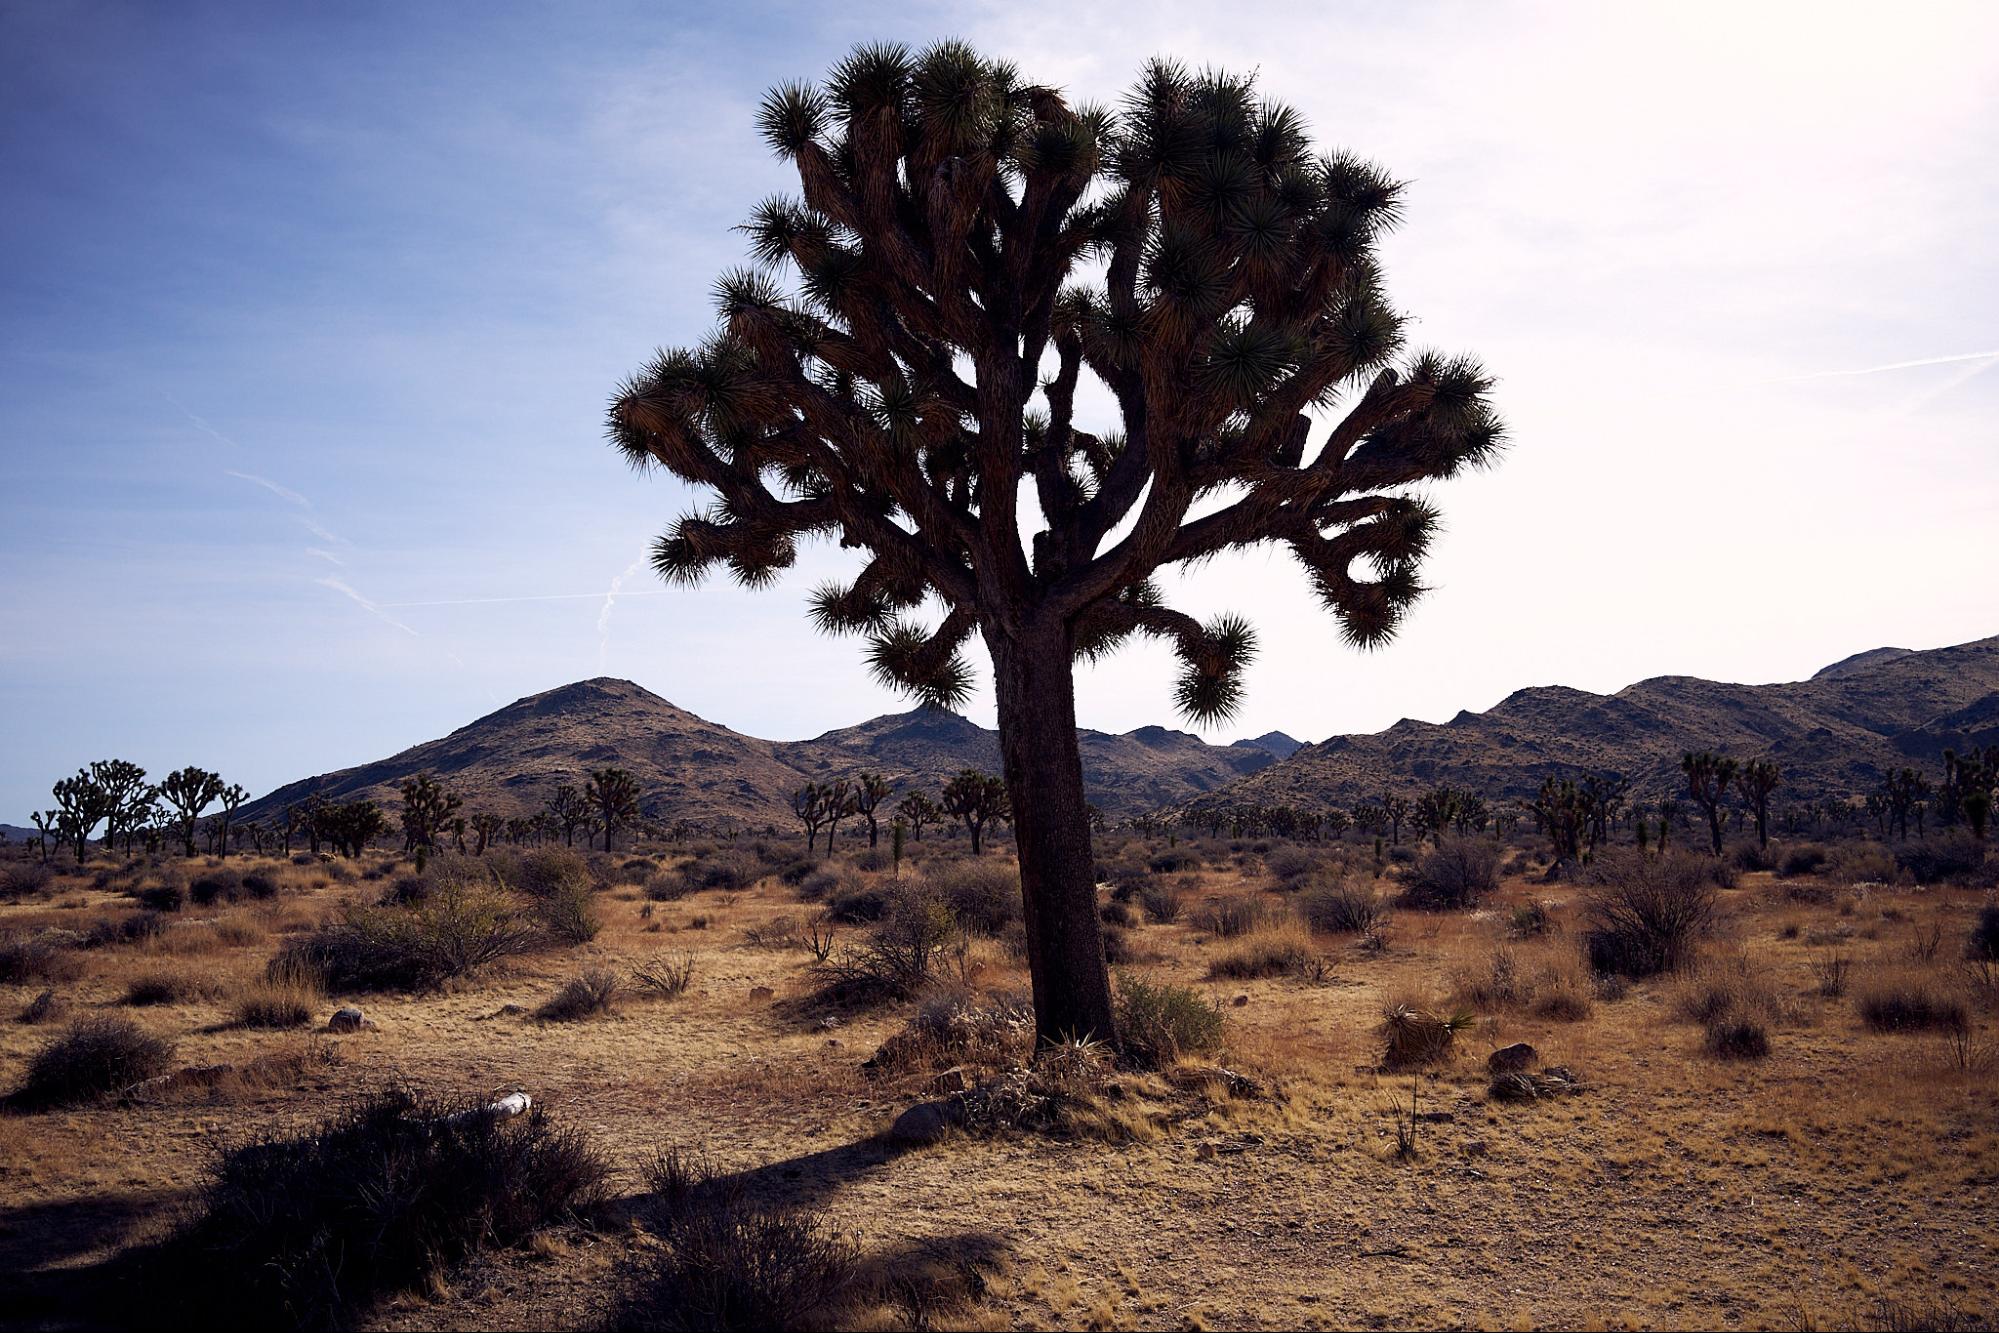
[598,559,646,668]
[1778,350,1999,381]
[223,469,311,508]
[379,589,672,608]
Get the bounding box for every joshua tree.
[157,766,226,858]
[896,791,937,841]
[852,771,895,847]
[1381,795,1411,847]
[213,783,249,860]
[1579,773,1628,852]
[819,777,858,849]
[470,811,505,855]
[322,800,387,857]
[50,773,105,863]
[1735,758,1781,849]
[587,767,642,852]
[29,810,56,864]
[399,773,462,861]
[547,784,594,848]
[83,760,150,855]
[607,46,1502,1045]
[1880,767,1930,842]
[1940,746,1998,839]
[940,768,1010,854]
[1411,786,1462,845]
[1529,776,1588,864]
[792,782,830,852]
[1681,751,1737,856]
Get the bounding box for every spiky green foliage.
[608,45,1502,723]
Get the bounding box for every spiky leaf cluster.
[609,45,1503,721]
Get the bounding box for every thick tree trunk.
[990,622,1117,1049]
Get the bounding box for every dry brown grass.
[0,846,1994,1329]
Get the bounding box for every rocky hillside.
[1193,634,1999,810]
[239,680,1294,828]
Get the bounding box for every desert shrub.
[775,857,818,887]
[1265,846,1321,887]
[537,968,621,1022]
[1529,962,1594,1021]
[137,884,184,913]
[930,860,1020,936]
[1378,1003,1473,1070]
[676,849,764,897]
[189,870,242,906]
[1579,851,1718,978]
[1206,928,1315,980]
[511,848,590,898]
[1113,972,1223,1068]
[1673,954,1788,1030]
[742,915,804,950]
[1147,848,1200,874]
[536,879,602,944]
[1704,1016,1770,1059]
[1453,949,1529,1011]
[866,988,1034,1075]
[12,1016,174,1107]
[1777,844,1831,879]
[1730,841,1777,873]
[1969,903,1999,963]
[1811,953,1852,997]
[1898,831,1987,886]
[1137,882,1185,924]
[81,911,167,949]
[823,879,891,925]
[1832,842,1899,884]
[163,1087,607,1330]
[1509,901,1555,937]
[20,988,65,1024]
[241,872,280,900]
[820,885,958,1004]
[277,883,538,992]
[1099,919,1136,964]
[1858,973,1969,1033]
[631,953,695,998]
[0,933,83,985]
[124,970,199,1007]
[1398,837,1500,911]
[612,1149,861,1333]
[852,847,893,873]
[1,861,55,896]
[1189,894,1282,938]
[1301,881,1383,934]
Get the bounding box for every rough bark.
[990,621,1116,1048]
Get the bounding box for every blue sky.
[3,0,1996,823]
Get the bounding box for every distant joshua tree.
[470,812,505,855]
[606,46,1503,1045]
[1680,752,1737,856]
[819,778,858,849]
[398,773,462,862]
[586,767,642,852]
[791,782,830,852]
[158,766,227,858]
[547,784,594,848]
[1381,795,1411,846]
[852,771,895,847]
[1880,767,1930,842]
[940,769,1010,854]
[1735,758,1781,849]
[896,791,938,841]
[215,783,249,860]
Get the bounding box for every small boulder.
[889,1098,959,1145]
[327,1006,367,1034]
[749,986,775,1002]
[1487,1042,1538,1074]
[1231,993,1250,1008]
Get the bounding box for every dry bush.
[1138,881,1185,924]
[537,968,621,1022]
[1673,955,1788,1027]
[1,861,56,896]
[1857,970,1970,1033]
[81,911,167,950]
[515,848,594,898]
[1703,1016,1770,1059]
[19,988,65,1024]
[1777,844,1831,878]
[236,963,322,1029]
[188,869,243,906]
[1530,960,1595,1021]
[276,882,540,992]
[632,952,696,998]
[742,915,805,950]
[535,879,602,944]
[1188,894,1283,938]
[1510,901,1556,937]
[123,969,204,1007]
[1453,948,1529,1011]
[612,1149,861,1333]
[1832,843,1899,884]
[1114,972,1223,1068]
[929,859,1021,936]
[1580,851,1718,978]
[1812,952,1852,998]
[1968,903,1999,963]
[1301,880,1383,934]
[820,887,959,1005]
[865,987,1033,1076]
[11,1016,175,1108]
[158,1087,608,1331]
[1265,845,1323,887]
[1206,926,1316,980]
[1378,1002,1474,1070]
[1897,831,1987,886]
[671,849,764,898]
[1397,837,1500,911]
[0,933,84,985]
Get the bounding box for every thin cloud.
[1778,350,1999,381]
[304,547,346,567]
[224,469,311,508]
[316,576,420,637]
[379,588,671,608]
[598,558,645,668]
[297,516,351,547]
